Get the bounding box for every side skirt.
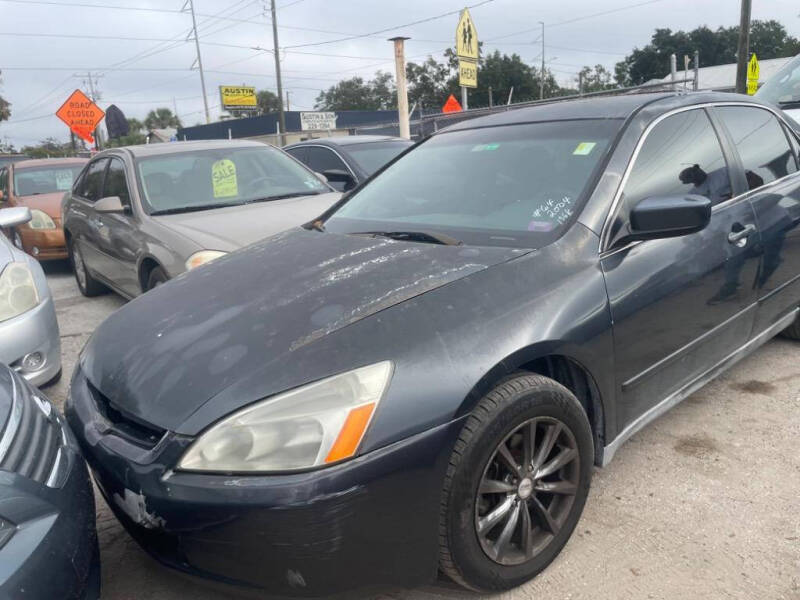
[601,307,799,467]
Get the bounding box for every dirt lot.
[42,260,800,600]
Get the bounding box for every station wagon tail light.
[178,361,393,473]
[0,262,40,323]
[185,250,227,271]
[28,209,56,230]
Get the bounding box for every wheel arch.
[456,345,608,466]
[137,255,162,292]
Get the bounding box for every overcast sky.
[0,0,798,148]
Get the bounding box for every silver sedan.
[0,207,61,387]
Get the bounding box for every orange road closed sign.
[442,94,463,113]
[56,90,105,144]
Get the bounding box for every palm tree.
[144,108,181,130]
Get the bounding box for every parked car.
[284,135,414,191]
[66,92,800,597]
[62,140,339,298]
[756,53,800,121]
[0,362,100,599]
[0,207,61,387]
[0,157,87,260]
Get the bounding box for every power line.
[0,0,267,22]
[282,0,496,49]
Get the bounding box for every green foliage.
[105,118,146,148]
[315,71,396,110]
[20,137,74,158]
[256,90,280,114]
[615,20,800,86]
[0,70,10,122]
[575,64,617,93]
[144,107,181,130]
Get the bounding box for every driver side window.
[609,109,731,244]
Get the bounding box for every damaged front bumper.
[65,365,463,597]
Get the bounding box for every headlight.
[179,361,393,473]
[0,262,40,322]
[185,250,227,271]
[28,209,56,230]
[0,518,15,550]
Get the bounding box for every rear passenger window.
[716,106,797,190]
[80,158,108,202]
[621,109,732,214]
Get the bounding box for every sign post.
[746,53,759,96]
[55,90,105,147]
[456,8,478,110]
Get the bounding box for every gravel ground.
[41,260,800,600]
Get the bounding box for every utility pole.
[488,86,493,107]
[693,50,700,91]
[539,22,545,100]
[270,0,286,145]
[578,71,584,95]
[735,0,752,94]
[185,0,210,124]
[78,72,104,149]
[285,90,290,111]
[389,37,411,139]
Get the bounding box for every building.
[177,110,402,146]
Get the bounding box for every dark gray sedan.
[284,135,413,191]
[62,140,340,298]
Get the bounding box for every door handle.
[728,223,756,247]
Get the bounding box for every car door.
[90,157,140,297]
[601,107,761,431]
[303,146,356,191]
[69,157,109,277]
[712,105,800,334]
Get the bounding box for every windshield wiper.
[246,191,320,203]
[151,202,244,215]
[353,230,462,246]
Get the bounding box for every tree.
[256,90,280,114]
[21,137,73,159]
[0,70,10,122]
[575,64,617,93]
[315,71,396,110]
[106,118,146,148]
[406,56,452,108]
[144,107,181,130]
[615,20,800,86]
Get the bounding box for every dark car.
[66,92,800,597]
[284,135,414,191]
[0,363,100,598]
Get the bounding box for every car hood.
[153,192,340,252]
[16,192,65,218]
[81,228,525,431]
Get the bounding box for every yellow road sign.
[746,53,759,96]
[456,8,478,61]
[459,59,478,88]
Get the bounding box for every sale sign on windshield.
[56,90,105,145]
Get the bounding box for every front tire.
[69,238,105,297]
[439,374,593,592]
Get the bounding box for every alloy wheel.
[475,417,580,566]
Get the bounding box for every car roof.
[105,139,269,158]
[286,135,409,148]
[11,157,88,169]
[440,91,769,132]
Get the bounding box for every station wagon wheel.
[475,416,580,566]
[439,374,593,592]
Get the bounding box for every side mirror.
[626,194,711,243]
[322,169,355,185]
[0,206,31,228]
[95,195,126,214]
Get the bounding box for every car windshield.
[136,145,330,215]
[14,165,83,196]
[346,140,414,174]
[756,54,800,106]
[323,119,619,248]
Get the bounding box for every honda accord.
[66,92,800,596]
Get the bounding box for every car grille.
[0,374,65,487]
[87,381,166,449]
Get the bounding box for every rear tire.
[781,311,800,340]
[439,374,593,592]
[145,266,168,291]
[69,238,105,297]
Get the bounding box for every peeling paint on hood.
[81,228,525,431]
